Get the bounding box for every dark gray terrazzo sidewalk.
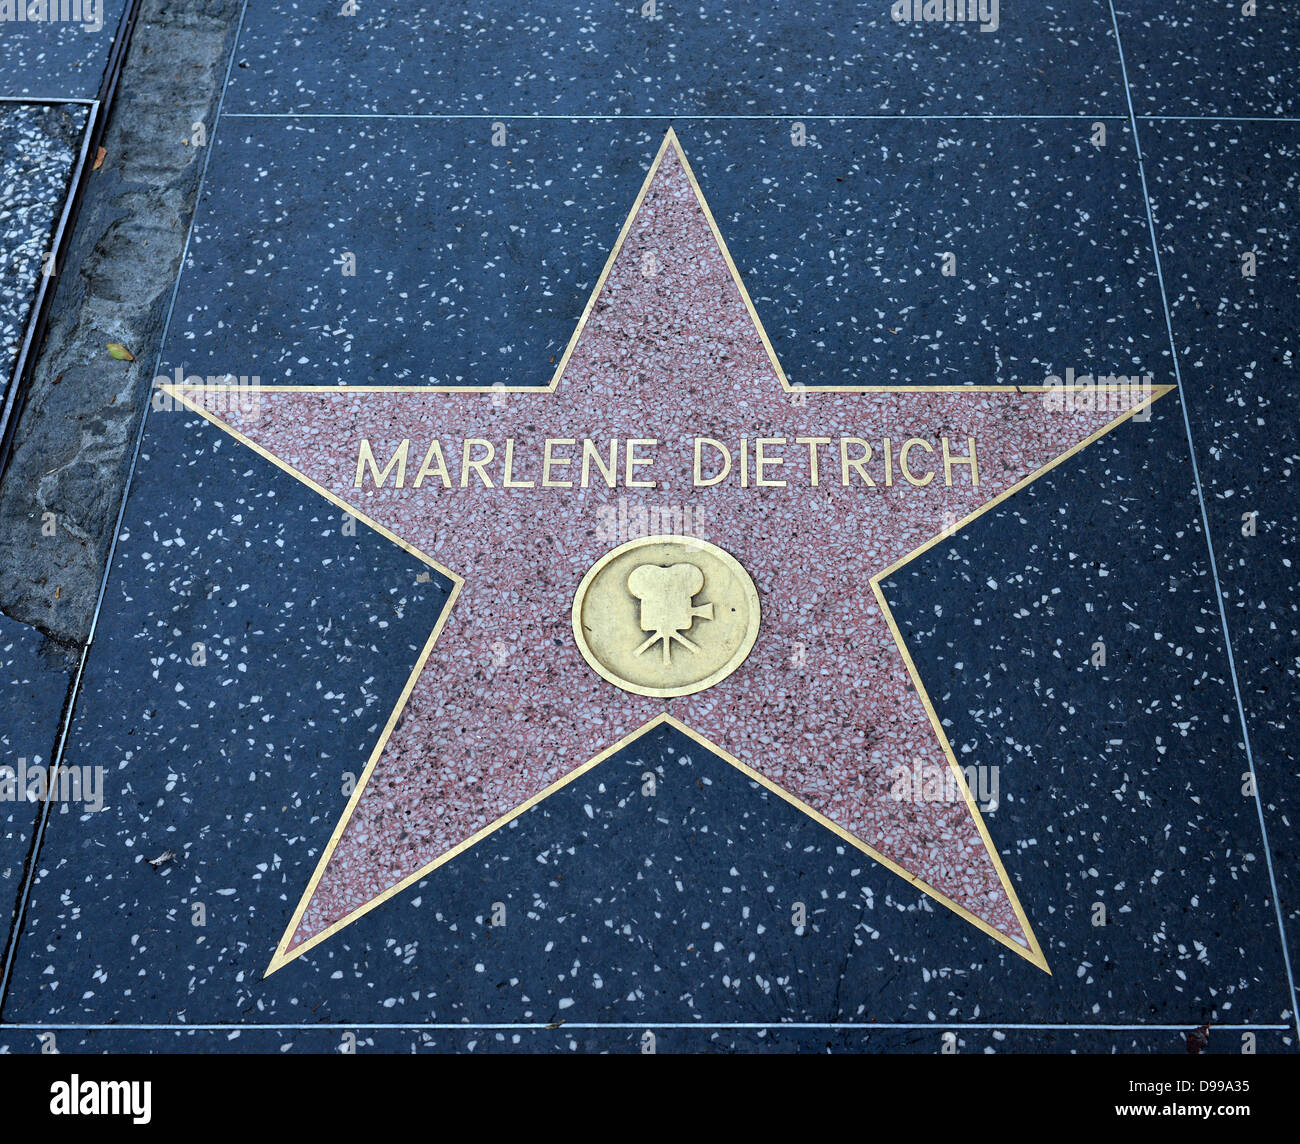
[0,1,1294,1053]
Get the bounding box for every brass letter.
[795,436,830,487]
[900,438,934,486]
[581,439,618,488]
[694,438,732,487]
[461,439,496,488]
[543,439,575,488]
[839,438,876,486]
[355,438,410,488]
[754,438,787,487]
[941,436,979,487]
[626,439,657,488]
[502,438,535,488]
[412,440,451,489]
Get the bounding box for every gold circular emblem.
[572,535,760,698]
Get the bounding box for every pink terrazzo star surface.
[168,131,1167,974]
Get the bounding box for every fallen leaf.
[92,146,106,171]
[107,343,135,361]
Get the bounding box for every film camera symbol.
[627,562,714,664]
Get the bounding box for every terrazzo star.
[164,130,1168,976]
